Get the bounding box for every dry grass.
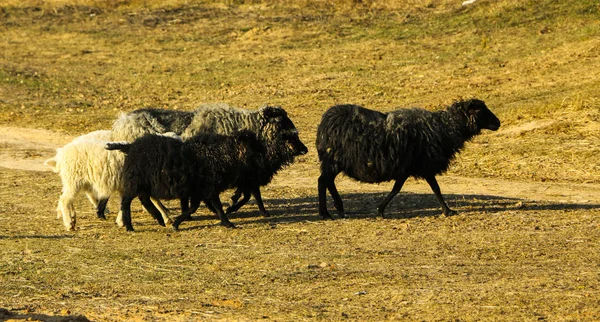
[1,0,599,181]
[1,0,600,320]
[3,168,600,321]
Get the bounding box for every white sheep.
[45,130,173,230]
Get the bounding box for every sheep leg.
[230,188,243,205]
[138,195,166,226]
[180,198,189,212]
[96,198,108,220]
[226,187,270,217]
[172,198,200,231]
[85,191,109,219]
[326,179,345,218]
[318,172,334,219]
[425,176,457,216]
[189,198,201,214]
[84,192,99,209]
[208,196,235,228]
[150,197,172,225]
[251,186,270,217]
[182,197,202,216]
[58,190,77,231]
[202,198,218,215]
[120,196,135,232]
[56,199,63,219]
[115,210,124,227]
[319,166,345,219]
[225,189,251,215]
[377,176,408,217]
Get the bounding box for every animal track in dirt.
[2,126,600,205]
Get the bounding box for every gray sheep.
[110,108,194,142]
[316,98,500,219]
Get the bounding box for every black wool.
[316,98,501,219]
[110,104,308,217]
[106,131,268,231]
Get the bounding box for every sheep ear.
[260,105,287,119]
[466,99,483,115]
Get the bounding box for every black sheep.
[111,104,309,217]
[106,131,265,231]
[316,98,501,219]
[224,123,307,216]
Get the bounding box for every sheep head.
[260,105,308,157]
[457,99,501,133]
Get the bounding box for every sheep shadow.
[178,191,600,229]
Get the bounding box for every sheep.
[316,98,501,219]
[44,130,112,222]
[110,108,194,141]
[45,130,174,231]
[106,130,267,231]
[110,103,308,217]
[184,104,309,216]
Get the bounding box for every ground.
[2,123,600,321]
[1,0,600,321]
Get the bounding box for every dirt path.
[2,126,600,205]
[0,126,73,172]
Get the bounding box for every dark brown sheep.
[316,99,500,219]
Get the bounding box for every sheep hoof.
[97,214,107,220]
[320,213,334,220]
[444,210,458,217]
[262,211,271,218]
[164,219,173,226]
[222,221,236,228]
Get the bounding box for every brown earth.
[1,0,600,320]
[1,124,600,321]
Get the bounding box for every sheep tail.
[43,157,59,173]
[105,142,131,154]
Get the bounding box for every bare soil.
[2,125,600,321]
